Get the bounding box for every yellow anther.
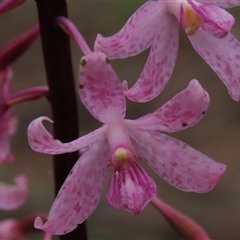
[115,148,128,161]
[182,4,202,36]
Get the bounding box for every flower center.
[181,4,202,36]
[113,147,133,162]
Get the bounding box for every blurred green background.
[0,1,240,239]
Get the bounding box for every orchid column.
[35,0,87,239]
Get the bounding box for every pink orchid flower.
[27,42,225,234]
[0,175,28,210]
[0,24,48,163]
[95,0,240,102]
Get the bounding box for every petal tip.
[34,217,44,230]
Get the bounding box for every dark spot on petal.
[63,231,67,234]
[70,170,73,175]
[80,59,86,66]
[202,111,205,115]
[105,57,110,63]
[182,123,187,127]
[79,84,84,89]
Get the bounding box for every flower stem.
[35,0,87,239]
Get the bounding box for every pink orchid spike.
[95,0,240,101]
[28,78,225,235]
[151,196,211,240]
[0,175,28,210]
[0,0,25,14]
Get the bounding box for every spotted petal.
[34,137,109,235]
[189,29,240,101]
[129,129,226,192]
[28,116,107,154]
[124,14,178,102]
[107,160,156,214]
[124,80,209,132]
[196,0,240,8]
[0,175,28,210]
[78,51,126,124]
[94,1,166,58]
[188,0,235,37]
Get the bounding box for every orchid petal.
[6,86,49,106]
[107,160,156,214]
[0,0,25,14]
[34,137,109,235]
[125,80,209,132]
[189,29,240,101]
[124,14,178,102]
[188,0,235,37]
[129,129,226,192]
[27,116,107,154]
[0,24,39,69]
[0,175,28,210]
[78,51,126,123]
[151,196,211,240]
[196,0,240,8]
[94,1,166,58]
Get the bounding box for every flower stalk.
[35,0,87,239]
